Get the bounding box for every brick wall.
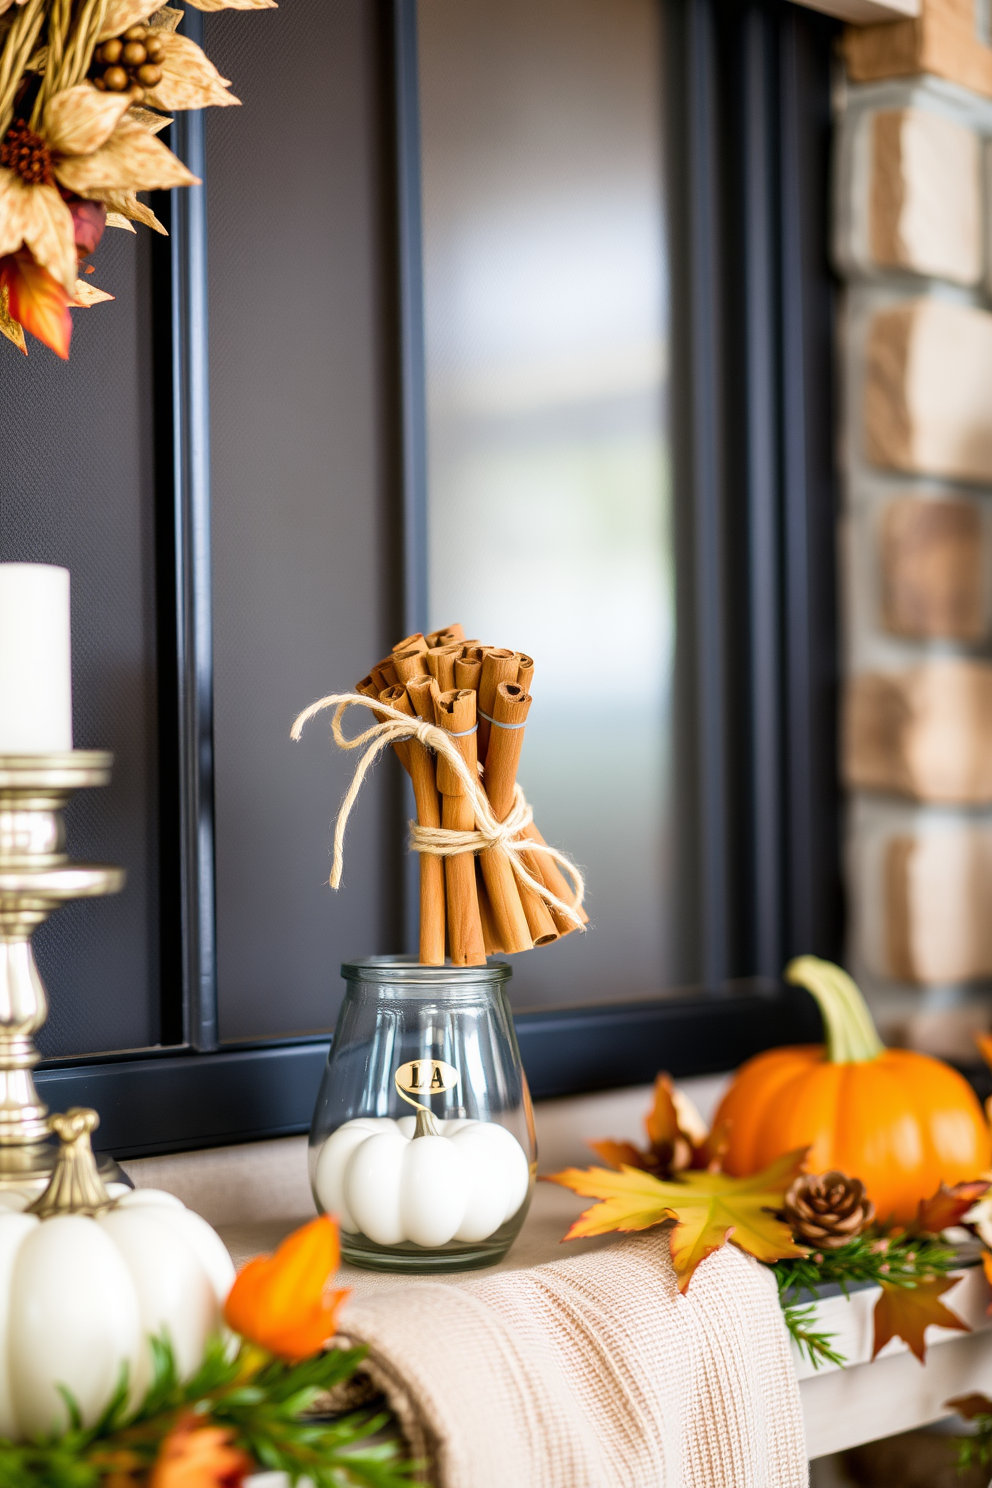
[836,51,992,1056]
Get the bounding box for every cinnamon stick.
[380,683,445,965]
[518,872,558,945]
[523,821,588,930]
[476,846,532,954]
[378,684,409,708]
[482,683,555,948]
[357,674,409,764]
[478,649,519,760]
[483,683,529,818]
[476,867,505,955]
[432,688,486,966]
[392,633,428,655]
[393,645,428,683]
[515,653,535,692]
[377,685,412,775]
[370,656,399,693]
[454,654,483,691]
[405,672,438,725]
[425,643,462,692]
[426,623,465,647]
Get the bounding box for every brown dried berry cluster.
[0,118,54,185]
[90,24,164,104]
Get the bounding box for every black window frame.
[36,0,840,1158]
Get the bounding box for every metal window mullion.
[686,0,730,986]
[778,12,815,958]
[741,5,784,979]
[391,0,430,954]
[393,0,429,643]
[170,5,217,1051]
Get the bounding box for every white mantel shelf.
[795,1266,992,1458]
[122,1078,992,1468]
[794,0,920,22]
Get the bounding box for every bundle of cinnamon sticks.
[356,622,587,966]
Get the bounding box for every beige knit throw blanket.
[339,1231,808,1488]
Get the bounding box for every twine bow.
[291,692,585,929]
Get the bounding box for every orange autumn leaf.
[689,1118,732,1173]
[544,1148,810,1291]
[872,1276,969,1363]
[910,1180,990,1236]
[0,250,73,358]
[586,1139,652,1172]
[981,1247,992,1309]
[644,1073,682,1155]
[975,1033,992,1072]
[223,1214,350,1363]
[148,1418,253,1488]
[587,1072,716,1176]
[946,1391,992,1420]
[91,1448,144,1488]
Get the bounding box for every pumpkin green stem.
[785,955,884,1064]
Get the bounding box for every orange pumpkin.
[714,956,991,1223]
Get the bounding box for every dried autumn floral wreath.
[0,0,272,360]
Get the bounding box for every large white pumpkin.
[314,1115,530,1247]
[0,1187,234,1439]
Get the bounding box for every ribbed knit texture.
[339,1232,808,1488]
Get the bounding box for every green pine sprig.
[955,1414,992,1474]
[0,1333,416,1488]
[771,1231,959,1371]
[779,1301,847,1371]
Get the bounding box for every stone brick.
[870,109,980,284]
[901,1003,992,1060]
[885,825,992,982]
[845,659,992,802]
[844,0,992,100]
[865,298,992,481]
[880,495,984,640]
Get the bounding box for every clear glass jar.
[309,957,536,1272]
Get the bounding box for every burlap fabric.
[339,1231,808,1488]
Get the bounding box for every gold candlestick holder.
[0,752,124,1190]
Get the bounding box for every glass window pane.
[419,0,690,1006]
[0,231,163,1057]
[206,0,400,1041]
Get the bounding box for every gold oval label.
[394,1059,460,1096]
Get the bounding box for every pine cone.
[782,1171,875,1249]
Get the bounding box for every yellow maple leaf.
[544,1148,810,1291]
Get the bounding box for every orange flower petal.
[223,1215,350,1362]
[251,1286,352,1362]
[0,251,71,358]
[149,1419,253,1488]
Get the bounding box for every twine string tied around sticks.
[290,691,585,929]
[408,785,533,859]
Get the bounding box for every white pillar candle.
[0,565,72,753]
